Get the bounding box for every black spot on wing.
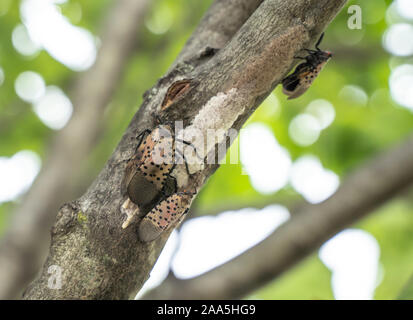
[282,76,300,92]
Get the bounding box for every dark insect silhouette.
[282,33,332,99]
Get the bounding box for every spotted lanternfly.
[282,33,332,99]
[121,125,176,228]
[138,191,195,242]
[122,126,174,201]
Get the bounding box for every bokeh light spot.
[241,123,291,194]
[290,155,339,204]
[33,86,73,130]
[15,71,46,103]
[339,85,369,107]
[319,229,381,300]
[288,114,321,146]
[0,151,41,204]
[305,99,335,129]
[12,24,41,56]
[383,23,413,57]
[389,64,413,111]
[395,0,413,20]
[20,0,96,71]
[145,4,173,35]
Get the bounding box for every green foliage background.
[1,0,412,299]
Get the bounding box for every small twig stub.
[161,79,194,110]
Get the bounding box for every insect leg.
[115,129,152,166]
[175,139,203,161]
[134,129,151,153]
[174,148,191,176]
[304,49,317,54]
[150,112,163,126]
[114,158,131,168]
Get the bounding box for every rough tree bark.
[0,0,151,299]
[143,133,413,299]
[22,0,347,299]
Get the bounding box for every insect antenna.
[175,139,203,161]
[315,32,325,51]
[134,129,151,153]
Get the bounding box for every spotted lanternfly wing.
[138,127,176,190]
[138,154,173,190]
[121,125,183,229]
[122,125,176,200]
[121,130,157,196]
[161,79,193,110]
[282,60,329,99]
[138,193,193,242]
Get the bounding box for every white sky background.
[1,0,410,300]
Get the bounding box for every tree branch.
[22,0,347,299]
[172,0,265,66]
[0,0,150,299]
[143,133,413,299]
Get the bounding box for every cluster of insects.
[121,33,331,241]
[121,85,199,242]
[282,32,332,99]
[121,122,198,242]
